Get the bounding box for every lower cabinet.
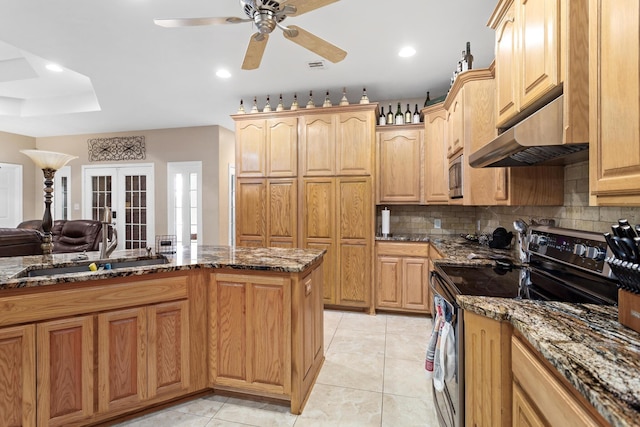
[375,242,430,313]
[0,325,36,426]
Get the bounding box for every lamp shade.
[20,149,78,170]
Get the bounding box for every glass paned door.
[83,165,154,250]
[167,161,202,248]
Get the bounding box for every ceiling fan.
[154,0,347,70]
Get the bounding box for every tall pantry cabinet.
[233,104,377,311]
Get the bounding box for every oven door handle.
[430,270,457,324]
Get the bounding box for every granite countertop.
[0,245,325,291]
[459,297,640,427]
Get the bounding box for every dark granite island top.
[459,296,640,427]
[0,245,326,291]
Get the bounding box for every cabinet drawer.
[376,242,429,257]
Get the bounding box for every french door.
[83,164,154,250]
[0,163,22,227]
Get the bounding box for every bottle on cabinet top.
[413,104,420,124]
[387,105,394,125]
[404,103,412,124]
[379,107,387,126]
[395,102,404,125]
[465,42,473,70]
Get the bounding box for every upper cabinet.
[589,0,640,205]
[235,116,298,178]
[423,106,449,204]
[489,0,589,144]
[300,105,376,177]
[376,124,424,204]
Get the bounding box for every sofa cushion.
[53,220,102,253]
[0,228,43,257]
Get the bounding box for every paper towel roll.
[381,208,390,236]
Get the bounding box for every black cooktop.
[436,263,522,298]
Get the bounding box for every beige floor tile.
[382,394,439,427]
[322,309,344,330]
[383,357,432,398]
[385,332,429,362]
[386,313,432,334]
[115,409,211,427]
[337,311,387,333]
[213,397,297,427]
[316,350,384,392]
[327,328,386,355]
[172,394,228,417]
[205,419,259,427]
[294,383,382,427]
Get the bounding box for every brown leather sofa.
[0,219,103,257]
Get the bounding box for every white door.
[83,164,154,250]
[0,163,23,227]
[167,161,202,248]
[53,165,71,220]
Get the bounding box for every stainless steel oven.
[429,225,619,427]
[448,154,463,199]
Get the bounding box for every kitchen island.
[0,245,325,426]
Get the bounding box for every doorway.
[82,164,155,250]
[167,161,202,248]
[0,163,22,227]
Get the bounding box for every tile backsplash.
[376,161,640,236]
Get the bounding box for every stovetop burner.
[437,263,522,298]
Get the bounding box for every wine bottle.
[379,107,387,126]
[423,91,431,107]
[387,105,394,125]
[460,50,468,72]
[465,42,474,70]
[413,104,420,123]
[404,103,412,124]
[395,102,404,125]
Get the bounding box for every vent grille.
[307,60,326,70]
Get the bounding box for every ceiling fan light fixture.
[398,46,416,58]
[216,69,232,78]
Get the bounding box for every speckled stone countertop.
[459,297,640,427]
[0,245,325,291]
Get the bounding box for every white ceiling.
[0,0,498,138]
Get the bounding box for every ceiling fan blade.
[153,17,249,27]
[285,0,339,16]
[283,25,347,63]
[242,33,269,70]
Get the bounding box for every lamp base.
[41,233,53,255]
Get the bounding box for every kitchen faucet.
[100,207,118,259]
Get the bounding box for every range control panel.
[527,226,611,275]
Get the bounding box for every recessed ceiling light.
[46,63,64,72]
[216,69,232,78]
[398,47,416,58]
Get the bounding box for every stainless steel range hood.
[469,95,589,168]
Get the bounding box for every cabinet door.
[403,258,429,311]
[211,274,291,395]
[513,382,547,427]
[447,92,464,158]
[376,256,402,308]
[464,312,512,427]
[148,300,190,399]
[377,128,424,203]
[0,325,35,427]
[38,316,94,427]
[236,119,266,177]
[267,118,298,177]
[589,0,640,204]
[301,114,335,176]
[98,308,147,414]
[495,1,519,126]
[424,109,449,204]
[302,178,336,304]
[236,178,266,247]
[518,0,560,110]
[301,267,323,383]
[336,111,374,175]
[267,179,297,248]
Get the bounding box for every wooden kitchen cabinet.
[0,325,35,427]
[490,0,589,142]
[300,105,376,176]
[376,124,424,204]
[209,272,291,395]
[375,242,430,313]
[423,105,449,204]
[235,116,298,178]
[446,89,464,159]
[464,311,513,427]
[236,178,297,248]
[512,335,608,427]
[589,0,640,205]
[37,316,95,427]
[302,176,373,309]
[97,301,190,414]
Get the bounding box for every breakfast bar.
[0,246,325,426]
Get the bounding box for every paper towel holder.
[381,207,390,238]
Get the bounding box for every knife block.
[618,289,640,334]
